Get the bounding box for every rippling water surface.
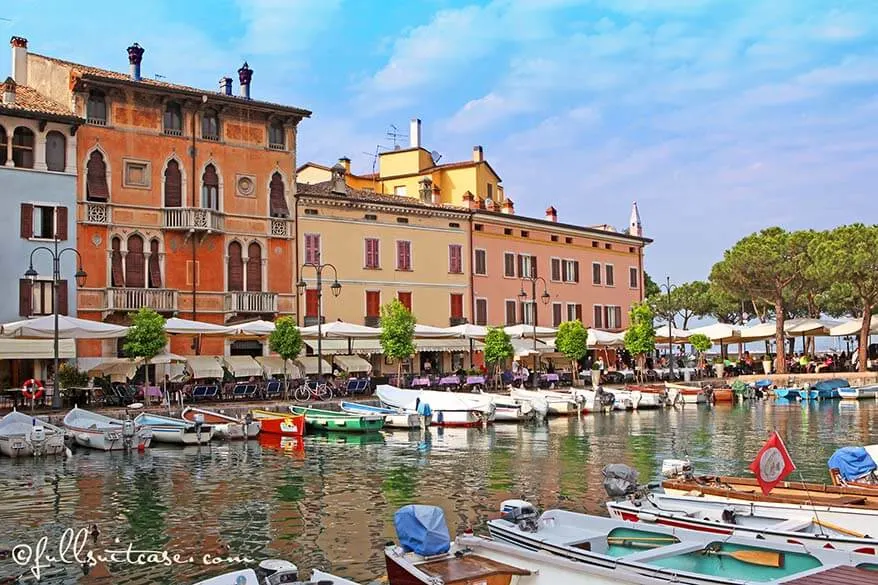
[1,400,876,584]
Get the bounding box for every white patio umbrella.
[503,324,557,339]
[655,326,692,344]
[299,321,381,339]
[587,329,626,348]
[687,323,742,343]
[446,323,487,339]
[164,317,237,335]
[235,319,276,336]
[785,317,842,336]
[413,324,459,338]
[738,322,777,342]
[829,315,878,337]
[1,315,129,339]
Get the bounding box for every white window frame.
[567,303,578,323]
[606,305,620,329]
[30,203,59,241]
[592,261,602,285]
[520,300,535,325]
[30,278,55,316]
[474,248,487,276]
[393,185,407,196]
[520,254,534,279]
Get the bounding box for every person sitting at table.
[521,364,531,387]
[423,359,432,376]
[546,361,556,374]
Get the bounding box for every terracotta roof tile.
[30,52,311,117]
[0,84,80,122]
[297,181,468,213]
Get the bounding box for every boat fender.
[637,512,658,523]
[21,379,44,401]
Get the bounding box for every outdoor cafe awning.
[88,358,139,381]
[255,356,300,377]
[222,355,262,378]
[415,338,483,352]
[297,356,332,375]
[333,354,372,373]
[304,339,384,355]
[829,315,878,337]
[0,338,75,359]
[185,356,223,379]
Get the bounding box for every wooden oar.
[607,536,678,543]
[813,517,865,538]
[702,548,783,568]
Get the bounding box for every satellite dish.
[431,150,442,163]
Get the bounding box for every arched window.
[202,109,219,141]
[148,239,162,288]
[269,172,289,218]
[268,120,285,149]
[201,164,219,210]
[86,91,107,124]
[110,237,124,287]
[227,242,244,292]
[45,131,66,172]
[164,160,182,207]
[247,243,262,292]
[12,127,34,168]
[126,235,145,288]
[86,151,109,201]
[163,102,182,135]
[0,125,7,166]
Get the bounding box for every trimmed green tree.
[380,299,416,382]
[483,327,514,385]
[123,308,168,390]
[623,303,655,382]
[269,316,303,398]
[688,333,712,371]
[555,320,588,385]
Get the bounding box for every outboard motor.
[30,423,46,456]
[661,458,693,480]
[602,464,640,498]
[193,413,204,441]
[500,499,539,533]
[255,559,299,584]
[122,418,136,450]
[596,386,615,410]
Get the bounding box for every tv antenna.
[362,143,390,177]
[385,124,407,150]
[154,73,167,80]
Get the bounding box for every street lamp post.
[296,263,341,379]
[660,276,677,381]
[518,269,551,371]
[24,237,87,410]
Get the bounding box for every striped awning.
[333,354,372,373]
[186,356,223,379]
[0,338,75,359]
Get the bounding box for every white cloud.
[444,92,534,134]
[235,0,343,55]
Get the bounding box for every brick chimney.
[545,206,557,222]
[238,62,253,99]
[501,198,515,215]
[127,42,144,81]
[10,36,27,85]
[330,163,347,195]
[338,157,351,174]
[410,118,421,148]
[219,77,232,96]
[472,145,484,162]
[431,186,441,206]
[462,191,479,210]
[2,77,15,105]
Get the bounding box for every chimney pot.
[238,62,253,99]
[410,118,422,149]
[10,36,28,86]
[2,76,15,106]
[330,163,347,195]
[219,77,232,96]
[545,206,557,222]
[431,186,441,206]
[127,42,144,81]
[472,145,484,162]
[501,198,515,215]
[339,157,351,174]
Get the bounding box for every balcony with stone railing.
[107,288,178,313]
[225,291,278,315]
[163,207,224,233]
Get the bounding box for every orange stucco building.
[20,38,309,358]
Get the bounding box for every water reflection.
[1,401,876,584]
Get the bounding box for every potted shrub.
[762,355,772,375]
[713,357,725,379]
[591,362,601,388]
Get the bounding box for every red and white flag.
[749,431,796,495]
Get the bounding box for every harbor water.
[1,399,876,584]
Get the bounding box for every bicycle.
[294,380,335,402]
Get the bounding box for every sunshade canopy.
[88,359,139,382]
[297,356,332,375]
[1,315,129,339]
[445,323,488,339]
[586,329,626,348]
[785,317,842,336]
[185,356,224,379]
[333,354,372,373]
[235,320,275,336]
[222,355,263,378]
[829,315,878,337]
[165,317,236,335]
[299,321,381,339]
[255,356,296,376]
[415,338,483,352]
[413,324,460,338]
[503,324,557,339]
[304,339,384,355]
[0,338,75,359]
[687,323,741,342]
[654,326,691,343]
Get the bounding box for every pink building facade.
[470,206,649,331]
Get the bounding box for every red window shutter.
[57,280,68,315]
[164,160,182,207]
[365,239,379,268]
[449,245,462,273]
[450,294,463,318]
[305,234,320,264]
[227,242,244,291]
[247,243,262,291]
[19,279,32,316]
[305,289,319,317]
[366,291,380,317]
[55,206,68,240]
[148,240,162,288]
[269,172,289,217]
[86,151,109,201]
[125,236,145,288]
[20,203,33,239]
[398,292,412,311]
[552,258,561,281]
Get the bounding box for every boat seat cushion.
[419,554,530,582]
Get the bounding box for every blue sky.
[2,0,876,285]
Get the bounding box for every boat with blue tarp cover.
[829,445,878,488]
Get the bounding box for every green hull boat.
[289,406,385,433]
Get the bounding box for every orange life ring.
[22,379,44,401]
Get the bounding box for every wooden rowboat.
[250,409,305,436]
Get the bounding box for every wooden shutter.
[592,263,601,285]
[398,291,412,311]
[227,242,244,291]
[164,160,182,207]
[365,239,379,268]
[551,258,561,281]
[505,300,516,325]
[54,206,68,240]
[606,265,614,286]
[246,243,262,291]
[576,304,583,322]
[305,289,319,317]
[125,236,145,288]
[86,151,109,201]
[305,234,320,264]
[630,267,638,289]
[269,172,289,217]
[57,280,68,315]
[366,291,380,317]
[476,299,487,325]
[594,306,602,328]
[517,254,524,277]
[449,245,462,273]
[450,294,463,318]
[553,304,562,327]
[573,261,580,283]
[531,256,537,278]
[20,203,33,239]
[111,239,125,287]
[614,306,623,328]
[19,279,32,316]
[148,240,162,288]
[504,253,514,277]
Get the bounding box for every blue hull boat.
[797,388,819,400]
[773,388,795,399]
[814,378,849,399]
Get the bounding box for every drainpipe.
[190,101,199,352]
[294,194,301,326]
[468,210,475,324]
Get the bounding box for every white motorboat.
[509,387,581,415]
[181,407,261,439]
[386,503,875,585]
[665,382,706,405]
[192,559,360,584]
[491,395,536,422]
[376,385,493,427]
[63,406,152,451]
[340,401,424,429]
[839,385,878,400]
[0,410,65,457]
[134,412,214,445]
